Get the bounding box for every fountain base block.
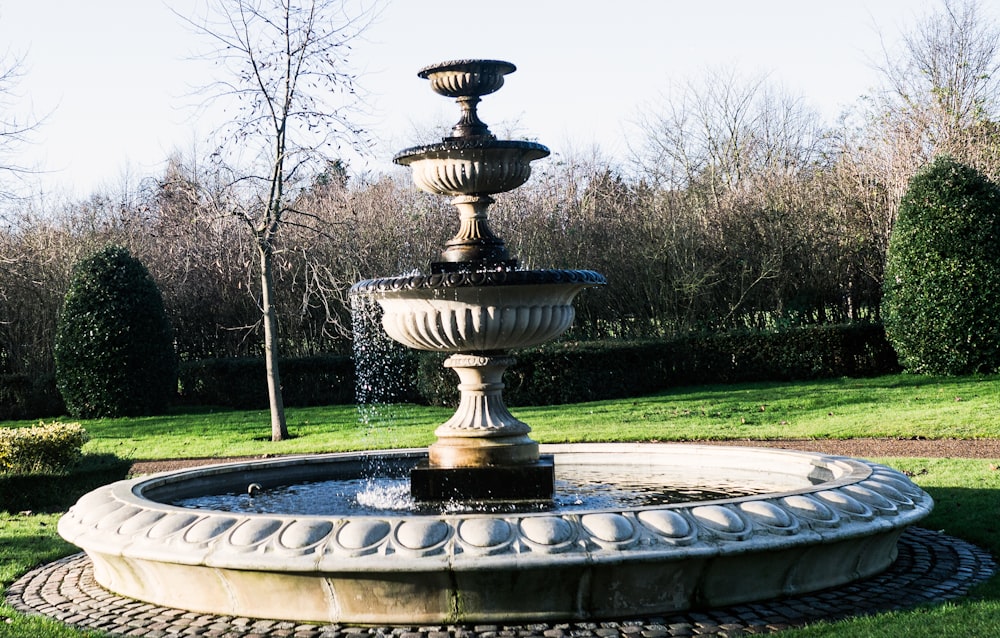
[410,455,554,501]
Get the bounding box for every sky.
[0,0,965,199]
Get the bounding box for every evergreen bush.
[0,421,88,474]
[54,245,177,417]
[882,156,1000,374]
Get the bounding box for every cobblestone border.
[6,527,995,638]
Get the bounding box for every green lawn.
[5,373,999,460]
[2,372,1000,636]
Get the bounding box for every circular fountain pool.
[58,443,932,624]
[170,455,793,516]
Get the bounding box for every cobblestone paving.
[7,527,995,638]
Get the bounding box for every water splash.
[352,293,414,408]
[354,480,414,511]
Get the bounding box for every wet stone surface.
[6,527,995,638]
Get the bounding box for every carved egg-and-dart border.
[59,446,932,574]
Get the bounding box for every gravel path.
[690,437,1000,459]
[128,438,1000,475]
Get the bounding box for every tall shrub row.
[1,158,893,383]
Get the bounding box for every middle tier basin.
[394,139,550,197]
[352,269,606,352]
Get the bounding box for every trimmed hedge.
[0,374,64,420]
[144,324,899,410]
[416,323,900,407]
[883,156,1000,374]
[0,452,132,512]
[178,354,357,409]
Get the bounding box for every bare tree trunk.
[259,241,288,441]
[183,0,374,441]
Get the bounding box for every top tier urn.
[394,59,550,271]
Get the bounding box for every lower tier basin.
[57,443,932,624]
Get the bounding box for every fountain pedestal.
[431,354,534,466]
[411,353,555,500]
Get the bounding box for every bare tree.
[625,68,832,331]
[852,0,1000,203]
[630,67,823,199]
[0,47,45,199]
[183,0,376,441]
[878,0,1000,157]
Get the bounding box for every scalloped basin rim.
[58,443,933,624]
[61,444,931,569]
[394,139,550,166]
[418,59,517,78]
[350,268,606,294]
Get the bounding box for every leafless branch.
[0,46,50,197]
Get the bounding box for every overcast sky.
[0,0,966,198]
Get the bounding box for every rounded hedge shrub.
[55,245,177,417]
[0,422,89,474]
[882,156,1000,374]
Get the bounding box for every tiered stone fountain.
[352,59,604,501]
[58,60,933,625]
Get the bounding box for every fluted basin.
[415,59,518,139]
[395,139,550,197]
[351,269,605,352]
[418,59,515,98]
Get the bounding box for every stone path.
[7,527,995,638]
[126,438,1000,477]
